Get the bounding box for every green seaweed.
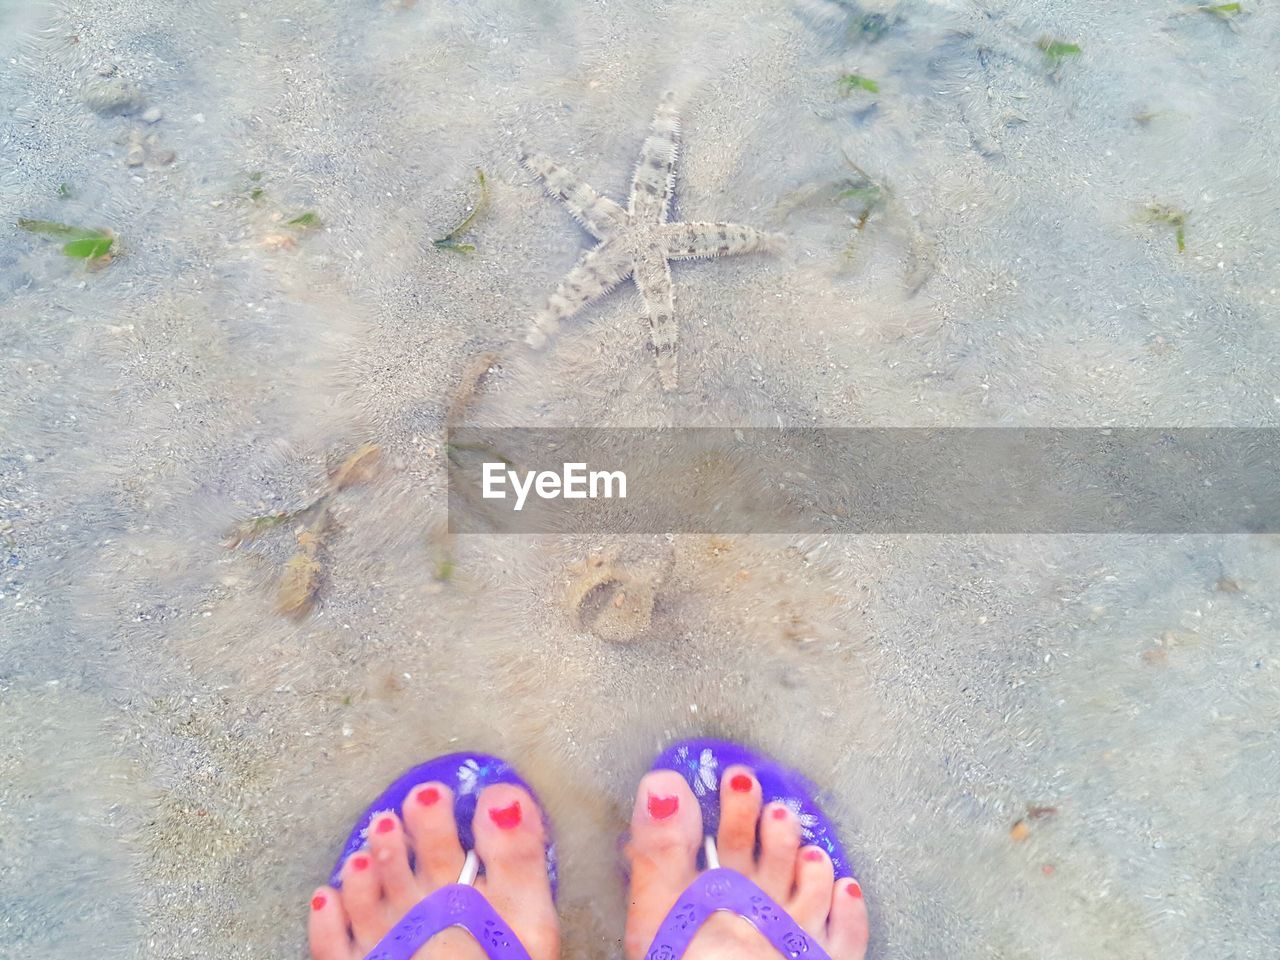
[849,12,893,43]
[434,556,455,583]
[835,153,887,232]
[1141,204,1188,252]
[433,169,490,254]
[242,511,294,534]
[57,183,73,200]
[224,442,383,551]
[242,172,267,202]
[433,239,476,254]
[833,152,890,255]
[1199,2,1242,18]
[286,211,321,228]
[836,184,884,206]
[63,235,114,259]
[830,0,895,42]
[837,73,880,95]
[18,218,114,260]
[19,219,92,239]
[1036,36,1083,68]
[223,509,302,548]
[774,151,889,258]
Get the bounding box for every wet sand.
[2,1,1279,957]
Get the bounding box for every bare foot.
[624,766,869,960]
[308,781,559,960]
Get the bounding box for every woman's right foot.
[308,781,559,960]
[623,766,869,960]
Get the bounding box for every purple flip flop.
[643,738,857,960]
[328,752,555,960]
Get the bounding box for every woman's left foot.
[623,765,869,960]
[308,781,560,960]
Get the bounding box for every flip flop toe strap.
[363,883,533,960]
[644,868,832,960]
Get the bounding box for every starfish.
[519,92,779,390]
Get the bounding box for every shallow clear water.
[2,1,1278,958]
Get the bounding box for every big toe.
[623,770,703,960]
[473,784,559,960]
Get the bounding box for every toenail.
[770,807,789,820]
[729,774,753,793]
[488,800,523,830]
[351,854,371,872]
[846,880,863,899]
[311,894,327,911]
[375,816,396,834]
[416,786,441,806]
[803,848,824,862]
[647,792,679,820]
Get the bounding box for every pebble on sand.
[278,525,326,618]
[278,552,321,618]
[1141,647,1169,667]
[565,551,662,643]
[142,106,163,124]
[82,78,144,116]
[261,233,297,251]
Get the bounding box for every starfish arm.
[634,252,678,390]
[526,242,633,349]
[629,92,681,224]
[519,149,626,240]
[661,221,779,259]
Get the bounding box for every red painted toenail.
[375,816,396,834]
[647,792,679,820]
[803,849,824,862]
[488,801,523,830]
[729,774,753,793]
[847,881,863,899]
[311,894,327,911]
[770,807,788,820]
[416,787,441,807]
[351,854,371,872]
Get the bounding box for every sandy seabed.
[2,0,1278,957]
